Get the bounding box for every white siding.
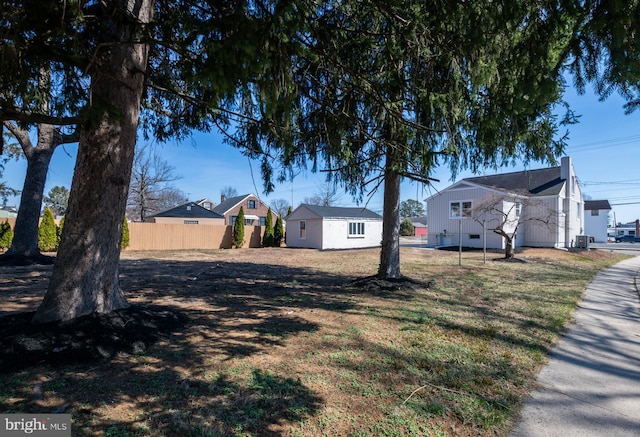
[427,185,510,248]
[521,196,562,247]
[321,218,382,249]
[584,209,610,243]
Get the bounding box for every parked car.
[615,235,640,243]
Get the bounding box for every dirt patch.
[0,305,187,373]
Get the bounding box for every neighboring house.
[426,156,584,250]
[145,202,225,225]
[286,204,383,250]
[211,194,273,226]
[584,200,611,243]
[407,216,428,237]
[195,198,216,210]
[610,221,640,238]
[0,206,18,219]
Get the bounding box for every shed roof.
[291,204,382,220]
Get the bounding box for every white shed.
[285,204,383,250]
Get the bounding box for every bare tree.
[270,198,290,217]
[154,187,188,213]
[221,186,238,200]
[303,182,342,207]
[468,191,557,259]
[127,144,182,222]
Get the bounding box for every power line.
[567,134,640,152]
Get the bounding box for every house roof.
[463,166,564,196]
[292,204,382,220]
[584,200,611,211]
[195,198,216,209]
[211,194,253,215]
[151,202,224,219]
[407,216,427,226]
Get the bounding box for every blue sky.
[3,83,639,224]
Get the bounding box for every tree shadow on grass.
[0,256,374,435]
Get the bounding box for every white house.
[584,200,611,243]
[285,204,383,250]
[426,157,584,250]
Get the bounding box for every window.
[591,209,599,216]
[184,220,198,225]
[245,218,253,226]
[469,234,480,239]
[231,216,237,225]
[248,200,256,209]
[259,217,267,226]
[515,202,522,218]
[348,221,365,237]
[450,201,472,218]
[299,221,306,239]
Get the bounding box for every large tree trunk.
[2,124,58,264]
[378,156,402,279]
[33,0,154,323]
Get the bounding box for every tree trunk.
[504,237,514,258]
[2,124,58,263]
[33,0,154,323]
[378,155,402,279]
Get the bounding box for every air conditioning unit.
[575,235,589,249]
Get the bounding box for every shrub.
[233,207,245,248]
[38,207,58,252]
[56,215,65,247]
[121,216,130,249]
[400,218,415,236]
[262,207,274,247]
[0,221,13,250]
[273,215,284,247]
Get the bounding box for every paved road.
[509,255,640,436]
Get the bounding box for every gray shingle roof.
[299,204,382,219]
[151,202,224,219]
[584,200,611,210]
[211,194,252,215]
[463,166,563,196]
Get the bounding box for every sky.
[2,83,640,224]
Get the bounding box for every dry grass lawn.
[0,247,626,436]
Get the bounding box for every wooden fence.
[0,218,267,250]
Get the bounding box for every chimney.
[221,194,225,203]
[560,156,571,181]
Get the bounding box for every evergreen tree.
[233,207,245,249]
[121,216,130,250]
[0,221,13,250]
[400,218,415,237]
[273,215,284,247]
[38,207,57,252]
[56,215,65,248]
[262,208,274,247]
